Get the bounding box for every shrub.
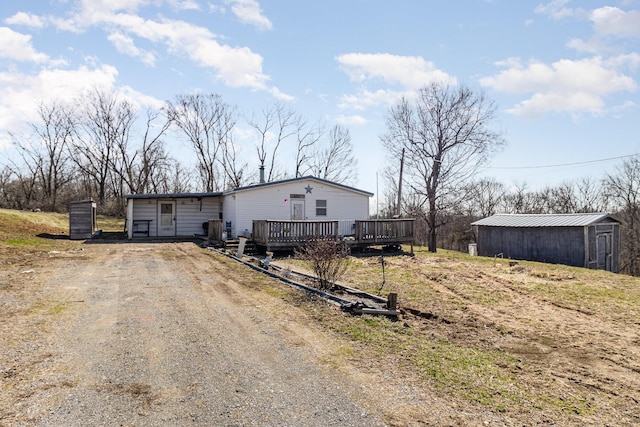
[296,238,350,291]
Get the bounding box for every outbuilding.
[125,192,222,239]
[471,213,620,272]
[69,199,97,240]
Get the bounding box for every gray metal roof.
[225,175,374,197]
[471,213,619,227]
[125,192,222,199]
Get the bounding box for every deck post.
[387,292,398,310]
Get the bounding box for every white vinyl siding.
[132,199,158,236]
[130,196,221,238]
[175,197,221,236]
[223,178,370,239]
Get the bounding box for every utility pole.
[396,148,405,217]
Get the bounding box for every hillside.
[275,247,640,425]
[0,208,123,265]
[1,208,639,425]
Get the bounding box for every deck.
[248,219,415,252]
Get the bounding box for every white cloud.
[209,3,226,13]
[228,0,272,30]
[338,88,409,111]
[80,0,150,14]
[5,12,45,28]
[507,91,605,117]
[168,0,200,10]
[335,115,368,126]
[591,6,640,38]
[480,56,638,117]
[566,37,608,54]
[0,65,120,148]
[336,53,455,89]
[0,27,49,63]
[107,31,156,66]
[335,53,456,112]
[49,2,286,97]
[534,0,586,20]
[110,14,284,93]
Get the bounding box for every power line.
[487,153,638,170]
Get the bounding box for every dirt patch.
[2,238,640,426]
[0,243,385,426]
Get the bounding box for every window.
[316,199,327,216]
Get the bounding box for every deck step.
[224,239,258,255]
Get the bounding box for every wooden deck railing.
[252,219,415,251]
[252,220,339,248]
[354,219,415,244]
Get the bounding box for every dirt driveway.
[1,242,383,426]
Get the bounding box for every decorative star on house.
[305,184,313,194]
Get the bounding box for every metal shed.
[69,200,96,240]
[471,213,620,272]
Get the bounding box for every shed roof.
[125,192,222,199]
[471,213,619,227]
[224,176,374,197]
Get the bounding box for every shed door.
[158,201,176,237]
[291,200,305,220]
[597,233,612,271]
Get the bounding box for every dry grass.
[3,212,639,425]
[273,245,640,424]
[0,208,125,265]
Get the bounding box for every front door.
[158,201,176,236]
[597,233,612,271]
[291,200,305,220]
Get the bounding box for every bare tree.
[220,134,248,189]
[30,102,76,210]
[248,102,298,182]
[294,119,323,178]
[379,165,400,218]
[604,157,640,276]
[549,182,581,213]
[6,101,76,211]
[500,182,546,214]
[462,177,506,217]
[312,124,357,185]
[165,93,237,192]
[381,82,504,252]
[113,108,171,195]
[0,166,12,207]
[575,177,609,213]
[149,159,193,194]
[70,89,136,204]
[7,130,45,210]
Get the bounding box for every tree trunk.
[428,198,437,253]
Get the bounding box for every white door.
[291,200,305,220]
[157,201,176,236]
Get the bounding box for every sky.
[0,0,639,197]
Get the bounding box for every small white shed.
[222,176,373,239]
[125,192,222,239]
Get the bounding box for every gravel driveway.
[14,243,383,426]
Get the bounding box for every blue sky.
[1,0,639,196]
